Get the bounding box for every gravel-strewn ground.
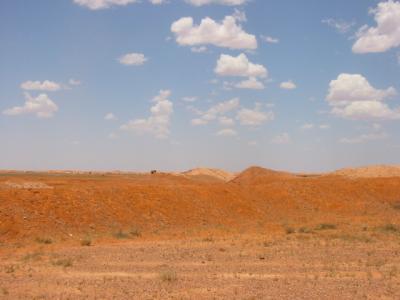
[1,231,399,299]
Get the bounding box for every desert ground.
[1,166,400,299]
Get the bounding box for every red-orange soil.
[0,166,400,299]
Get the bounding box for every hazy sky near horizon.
[1,0,400,172]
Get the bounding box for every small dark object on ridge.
[151,170,157,175]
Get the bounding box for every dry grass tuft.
[159,270,177,283]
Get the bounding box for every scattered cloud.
[301,123,314,130]
[191,46,208,53]
[322,18,355,34]
[319,124,330,130]
[118,53,148,66]
[182,96,197,102]
[73,0,138,10]
[218,116,235,126]
[280,80,297,90]
[301,123,330,130]
[68,79,81,86]
[104,112,117,120]
[236,104,274,126]
[232,8,247,22]
[171,15,257,50]
[149,0,167,4]
[191,98,240,125]
[216,128,237,136]
[271,133,291,145]
[326,73,399,120]
[185,0,248,6]
[353,1,400,53]
[215,53,267,78]
[191,118,208,126]
[235,77,265,90]
[20,80,61,92]
[120,90,173,139]
[3,93,58,118]
[260,35,279,44]
[340,132,388,144]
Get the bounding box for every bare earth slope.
[1,166,399,243]
[0,166,400,299]
[181,168,236,182]
[332,165,400,178]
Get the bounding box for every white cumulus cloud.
[215,53,267,78]
[3,93,58,118]
[104,113,117,120]
[118,53,148,66]
[120,90,173,139]
[191,98,240,125]
[353,0,400,53]
[185,0,247,6]
[260,35,279,44]
[236,104,274,126]
[149,0,167,4]
[235,77,265,90]
[73,0,138,10]
[171,15,257,50]
[280,80,297,90]
[326,73,399,120]
[20,80,61,92]
[216,128,237,136]
[218,116,235,126]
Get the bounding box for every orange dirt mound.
[0,166,400,244]
[181,168,236,182]
[332,165,400,178]
[231,166,295,184]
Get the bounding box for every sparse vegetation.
[22,251,43,262]
[52,258,73,268]
[315,223,337,231]
[330,234,372,243]
[80,237,92,246]
[1,287,8,296]
[5,265,15,274]
[378,224,400,233]
[159,270,177,283]
[299,227,313,234]
[392,202,400,210]
[129,227,141,237]
[35,237,53,244]
[284,226,295,234]
[203,237,214,242]
[112,229,130,239]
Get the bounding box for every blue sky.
[1,0,400,172]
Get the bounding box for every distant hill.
[182,168,236,182]
[231,166,295,185]
[332,165,400,178]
